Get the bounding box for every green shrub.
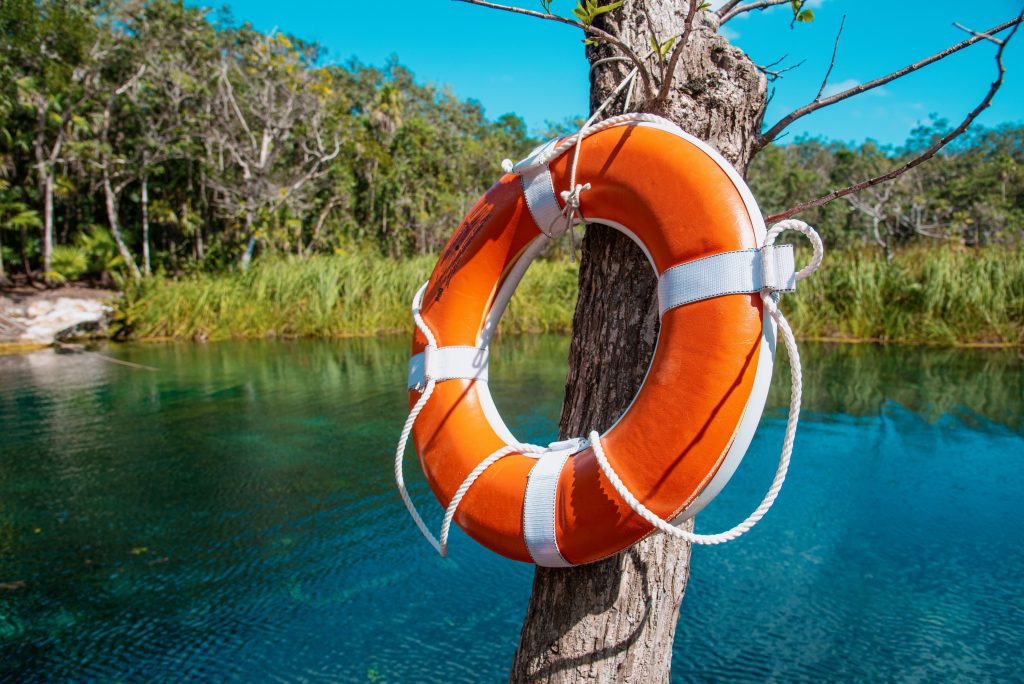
[50,245,89,281]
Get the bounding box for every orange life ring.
[400,115,800,566]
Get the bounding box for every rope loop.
[765,218,824,281]
[587,220,824,545]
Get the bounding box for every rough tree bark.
[510,4,767,682]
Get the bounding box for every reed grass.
[116,251,579,340]
[116,246,1022,346]
[785,245,1023,346]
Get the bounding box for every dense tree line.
[0,0,534,282]
[749,123,1023,256]
[0,0,1020,285]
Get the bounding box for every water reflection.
[0,338,1020,682]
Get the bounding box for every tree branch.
[715,0,744,18]
[814,15,845,101]
[758,15,1024,149]
[452,0,654,98]
[756,58,805,81]
[766,15,1020,224]
[952,21,1004,45]
[654,1,700,104]
[719,0,789,24]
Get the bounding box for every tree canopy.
[0,0,1019,284]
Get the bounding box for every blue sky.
[198,0,1023,146]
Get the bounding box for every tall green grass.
[116,252,579,340]
[785,246,1023,346]
[116,246,1022,346]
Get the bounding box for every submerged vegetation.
[117,246,1021,346]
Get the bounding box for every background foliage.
[0,0,1021,347]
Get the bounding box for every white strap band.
[522,438,588,568]
[657,245,796,316]
[407,345,489,389]
[523,449,573,567]
[519,167,565,239]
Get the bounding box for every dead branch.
[814,15,845,100]
[765,15,1021,224]
[952,21,1004,45]
[756,58,805,81]
[654,1,700,104]
[719,0,790,24]
[715,0,744,18]
[758,15,1024,149]
[453,0,654,98]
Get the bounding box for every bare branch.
[814,15,845,101]
[114,64,147,96]
[453,0,654,98]
[720,0,789,24]
[760,53,790,70]
[715,1,744,18]
[952,22,1004,45]
[766,15,1021,224]
[654,1,700,104]
[756,58,805,81]
[788,0,805,29]
[758,15,1024,149]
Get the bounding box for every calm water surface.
[0,337,1021,682]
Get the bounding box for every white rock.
[12,297,113,343]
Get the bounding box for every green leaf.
[591,0,625,18]
[661,36,676,57]
[797,8,814,22]
[649,35,659,54]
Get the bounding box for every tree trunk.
[0,223,6,283]
[240,212,256,271]
[510,5,766,682]
[20,223,31,276]
[41,171,54,277]
[141,172,151,275]
[101,168,142,280]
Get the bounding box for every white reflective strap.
[407,345,489,389]
[522,445,576,568]
[657,245,796,316]
[512,136,560,172]
[520,163,565,237]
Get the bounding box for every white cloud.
[720,25,740,42]
[821,78,860,98]
[821,78,889,98]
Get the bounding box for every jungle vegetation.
[1,0,1021,345]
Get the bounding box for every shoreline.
[3,330,1019,357]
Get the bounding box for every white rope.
[438,441,548,556]
[539,69,648,258]
[394,281,551,556]
[394,283,443,553]
[588,220,824,545]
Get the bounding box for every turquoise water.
[0,337,1021,682]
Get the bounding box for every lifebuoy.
[397,114,809,567]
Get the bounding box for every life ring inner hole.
[473,217,663,451]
